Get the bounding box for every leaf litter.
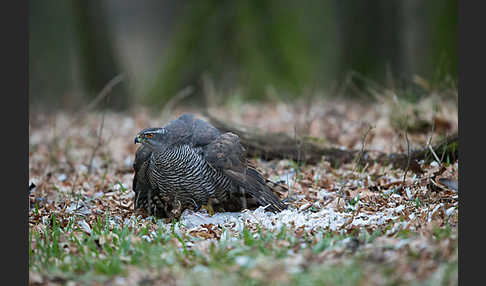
[29,96,458,285]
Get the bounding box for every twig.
[86,75,120,174]
[428,145,441,164]
[88,106,106,174]
[401,126,411,191]
[117,201,133,211]
[294,124,303,165]
[423,111,437,163]
[161,86,194,121]
[40,75,124,179]
[337,125,373,198]
[44,115,57,178]
[75,74,124,174]
[60,73,125,137]
[71,174,81,210]
[75,74,125,122]
[70,173,78,197]
[64,138,76,172]
[354,125,373,172]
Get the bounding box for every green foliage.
[433,225,452,241]
[30,0,457,108]
[349,195,360,206]
[30,214,458,285]
[147,0,336,107]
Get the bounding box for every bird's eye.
[145,134,153,138]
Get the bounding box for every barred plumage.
[133,114,287,219]
[149,144,231,207]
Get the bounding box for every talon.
[201,203,215,216]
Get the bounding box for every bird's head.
[134,127,168,149]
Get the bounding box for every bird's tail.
[241,167,288,212]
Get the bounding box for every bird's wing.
[203,132,248,175]
[133,144,152,192]
[132,145,154,211]
[191,117,221,147]
[163,114,194,146]
[203,132,286,212]
[133,144,152,173]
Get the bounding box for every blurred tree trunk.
[334,0,456,93]
[146,0,329,108]
[425,0,458,83]
[398,0,457,86]
[399,0,427,78]
[71,0,129,109]
[29,0,78,109]
[334,0,401,89]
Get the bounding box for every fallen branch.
[204,113,356,165]
[205,113,458,172]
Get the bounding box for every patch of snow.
[235,256,251,267]
[299,203,311,211]
[66,201,92,216]
[318,188,332,200]
[93,192,104,199]
[445,207,456,216]
[141,235,152,242]
[78,164,88,173]
[405,187,412,200]
[78,220,92,234]
[394,205,405,213]
[113,183,128,191]
[179,203,403,234]
[428,203,443,222]
[57,174,67,182]
[383,189,394,195]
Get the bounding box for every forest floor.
[29,93,458,285]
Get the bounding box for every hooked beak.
[134,135,142,144]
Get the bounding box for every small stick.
[428,145,442,164]
[84,74,124,174]
[161,86,194,121]
[88,107,106,174]
[71,74,125,126]
[401,126,411,191]
[337,124,373,198]
[59,74,125,138]
[355,125,373,172]
[70,173,78,198]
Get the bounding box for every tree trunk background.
[71,0,129,109]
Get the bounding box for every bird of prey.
[132,113,287,219]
